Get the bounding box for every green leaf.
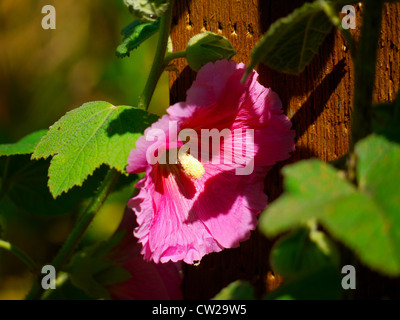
[271,227,340,280]
[0,130,47,156]
[68,253,113,300]
[0,156,107,216]
[44,281,95,300]
[116,19,160,58]
[372,92,400,143]
[95,265,131,287]
[212,280,255,300]
[32,101,158,198]
[356,134,400,258]
[67,231,131,300]
[246,1,332,77]
[123,0,169,22]
[0,130,84,216]
[266,265,342,300]
[259,149,400,276]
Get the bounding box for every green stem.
[319,0,356,57]
[346,0,383,184]
[25,169,120,300]
[138,0,174,111]
[163,50,186,67]
[0,239,39,273]
[52,170,119,269]
[351,0,384,148]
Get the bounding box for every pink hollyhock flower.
[126,60,295,264]
[107,206,183,300]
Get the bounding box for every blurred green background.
[0,0,169,299]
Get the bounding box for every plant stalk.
[351,0,384,148]
[138,0,174,111]
[25,169,119,300]
[163,50,186,67]
[319,0,356,57]
[0,239,38,274]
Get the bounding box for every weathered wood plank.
[169,0,400,299]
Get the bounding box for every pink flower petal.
[191,164,269,248]
[126,60,295,264]
[130,165,224,264]
[107,206,183,300]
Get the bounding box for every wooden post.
[169,0,400,299]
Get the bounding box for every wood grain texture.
[169,0,400,299]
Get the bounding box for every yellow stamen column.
[178,153,205,180]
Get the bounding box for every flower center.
[178,152,205,180]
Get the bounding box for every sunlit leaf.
[259,138,400,276]
[355,134,400,257]
[32,101,158,198]
[212,280,255,300]
[123,0,169,22]
[245,2,332,77]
